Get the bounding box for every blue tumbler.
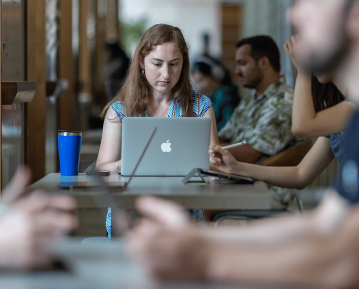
[58,131,82,176]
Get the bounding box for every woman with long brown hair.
[96,24,218,237]
[96,24,218,174]
[209,35,357,192]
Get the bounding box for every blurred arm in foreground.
[125,194,359,288]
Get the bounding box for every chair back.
[262,139,312,167]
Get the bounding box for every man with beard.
[125,1,359,287]
[218,36,301,164]
[216,36,303,208]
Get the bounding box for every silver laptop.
[121,117,211,176]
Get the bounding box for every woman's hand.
[284,35,301,70]
[209,145,241,175]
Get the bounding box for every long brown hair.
[101,24,193,119]
[311,76,344,112]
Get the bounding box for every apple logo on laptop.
[161,140,172,152]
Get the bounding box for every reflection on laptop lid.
[121,117,211,177]
[89,127,157,237]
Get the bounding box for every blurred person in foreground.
[125,1,359,287]
[290,0,359,204]
[192,56,240,131]
[0,166,77,270]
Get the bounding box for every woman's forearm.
[235,162,307,190]
[230,137,334,190]
[291,71,317,137]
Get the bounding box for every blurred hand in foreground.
[125,196,208,281]
[0,166,78,270]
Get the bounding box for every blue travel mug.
[58,131,82,176]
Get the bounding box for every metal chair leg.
[295,190,305,214]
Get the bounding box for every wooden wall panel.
[106,0,119,42]
[93,0,107,107]
[79,0,92,96]
[58,0,75,131]
[26,0,46,182]
[221,3,242,83]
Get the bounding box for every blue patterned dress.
[106,91,211,238]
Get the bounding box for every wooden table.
[30,173,272,236]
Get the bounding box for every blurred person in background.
[213,35,304,207]
[192,56,240,131]
[206,34,357,199]
[218,36,302,164]
[103,42,131,102]
[0,166,78,270]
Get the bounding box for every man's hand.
[0,212,53,270]
[1,166,32,205]
[2,166,78,233]
[0,199,78,270]
[134,196,191,228]
[126,221,210,281]
[209,145,241,175]
[0,166,78,270]
[124,196,210,281]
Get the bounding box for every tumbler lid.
[57,130,82,136]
